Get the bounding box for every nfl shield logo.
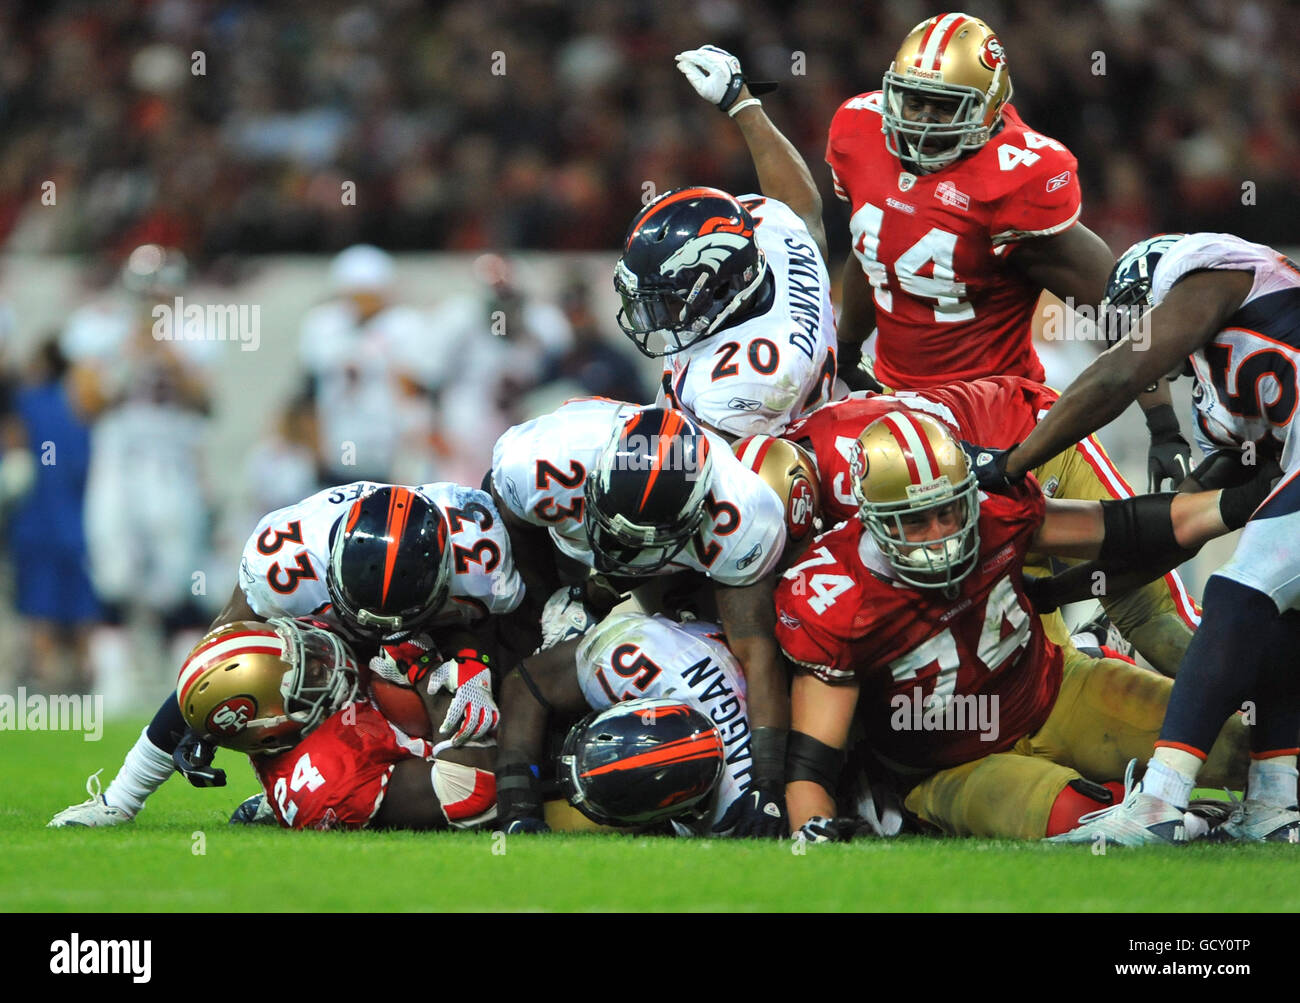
[898,171,916,192]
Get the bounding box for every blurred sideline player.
[615,44,837,439]
[490,402,791,836]
[177,617,495,831]
[982,232,1300,843]
[776,411,1264,840]
[49,482,523,827]
[780,377,1197,675]
[826,13,1199,668]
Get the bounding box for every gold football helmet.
[733,434,821,543]
[851,410,979,588]
[176,618,359,756]
[882,12,1012,172]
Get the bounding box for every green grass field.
[3,721,1296,912]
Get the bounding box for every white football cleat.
[47,770,134,828]
[1218,795,1300,843]
[1046,759,1194,846]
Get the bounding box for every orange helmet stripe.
[637,410,684,514]
[579,732,723,779]
[380,488,413,606]
[626,187,729,251]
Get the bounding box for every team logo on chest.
[898,171,916,192]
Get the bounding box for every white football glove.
[538,585,596,652]
[368,634,438,687]
[426,651,499,747]
[675,44,746,110]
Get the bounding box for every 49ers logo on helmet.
[206,696,257,735]
[787,478,816,541]
[979,35,1006,70]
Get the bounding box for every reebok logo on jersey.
[736,543,763,570]
[778,609,802,630]
[1046,170,1071,193]
[935,181,970,211]
[885,197,915,214]
[728,397,762,412]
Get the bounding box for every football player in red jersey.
[778,377,1199,675]
[825,12,1199,671]
[776,410,1265,840]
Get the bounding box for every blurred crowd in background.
[1,0,1297,264]
[0,0,1295,703]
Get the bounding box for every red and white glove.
[369,635,440,687]
[427,649,499,746]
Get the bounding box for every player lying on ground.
[176,617,496,831]
[50,482,526,827]
[776,410,1270,841]
[969,232,1300,843]
[490,403,792,837]
[614,44,837,439]
[495,611,762,836]
[778,376,1202,675]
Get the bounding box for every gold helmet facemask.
[882,12,1012,173]
[176,618,359,756]
[851,411,980,589]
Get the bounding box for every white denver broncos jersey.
[490,398,786,586]
[1151,233,1300,457]
[660,195,837,438]
[239,480,524,632]
[575,611,752,830]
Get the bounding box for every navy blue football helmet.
[1101,234,1186,325]
[614,187,768,357]
[583,408,713,576]
[560,698,725,826]
[325,486,451,639]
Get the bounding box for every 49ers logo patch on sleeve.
[207,696,257,735]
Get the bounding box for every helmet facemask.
[273,618,359,737]
[882,75,998,172]
[851,413,981,590]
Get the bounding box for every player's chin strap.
[173,729,227,788]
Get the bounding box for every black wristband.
[496,763,542,820]
[751,726,788,787]
[1144,403,1182,440]
[1219,465,1279,529]
[786,730,843,793]
[1099,493,1179,562]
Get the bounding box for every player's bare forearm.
[715,578,789,731]
[838,255,876,346]
[1011,223,1113,308]
[495,639,586,771]
[731,87,828,262]
[1008,271,1253,479]
[1137,379,1173,414]
[787,672,858,828]
[212,584,259,630]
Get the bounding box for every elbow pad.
[1098,493,1180,563]
[786,731,843,794]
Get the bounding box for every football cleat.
[1045,760,1194,846]
[229,793,278,826]
[1069,613,1134,662]
[47,770,134,828]
[1216,793,1300,843]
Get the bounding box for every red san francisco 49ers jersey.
[775,480,1062,770]
[827,94,1081,389]
[252,700,434,830]
[783,375,1058,523]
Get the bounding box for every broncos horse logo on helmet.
[615,186,769,357]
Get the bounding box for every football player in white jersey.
[49,482,527,828]
[970,233,1300,843]
[490,402,792,836]
[612,45,837,440]
[494,611,757,835]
